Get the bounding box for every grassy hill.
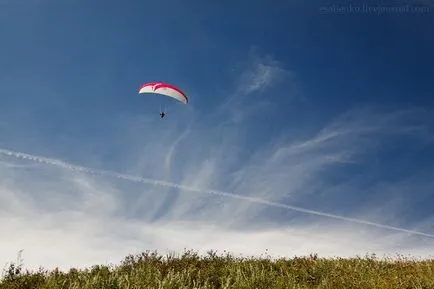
[1,250,433,288]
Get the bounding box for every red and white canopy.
[138,82,188,104]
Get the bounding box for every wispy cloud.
[1,145,433,238]
[1,103,433,271]
[235,48,290,96]
[218,47,300,123]
[1,50,433,272]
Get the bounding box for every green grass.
[1,250,434,288]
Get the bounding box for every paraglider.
[138,82,188,118]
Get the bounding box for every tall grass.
[1,249,434,288]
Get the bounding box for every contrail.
[1,147,434,239]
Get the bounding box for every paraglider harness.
[160,111,166,118]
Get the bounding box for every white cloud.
[217,47,300,123]
[236,54,289,95]
[1,49,433,273]
[1,103,434,272]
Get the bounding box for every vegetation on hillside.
[1,249,433,288]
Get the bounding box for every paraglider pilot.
[160,111,166,118]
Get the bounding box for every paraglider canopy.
[138,82,188,104]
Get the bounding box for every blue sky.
[1,0,434,270]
